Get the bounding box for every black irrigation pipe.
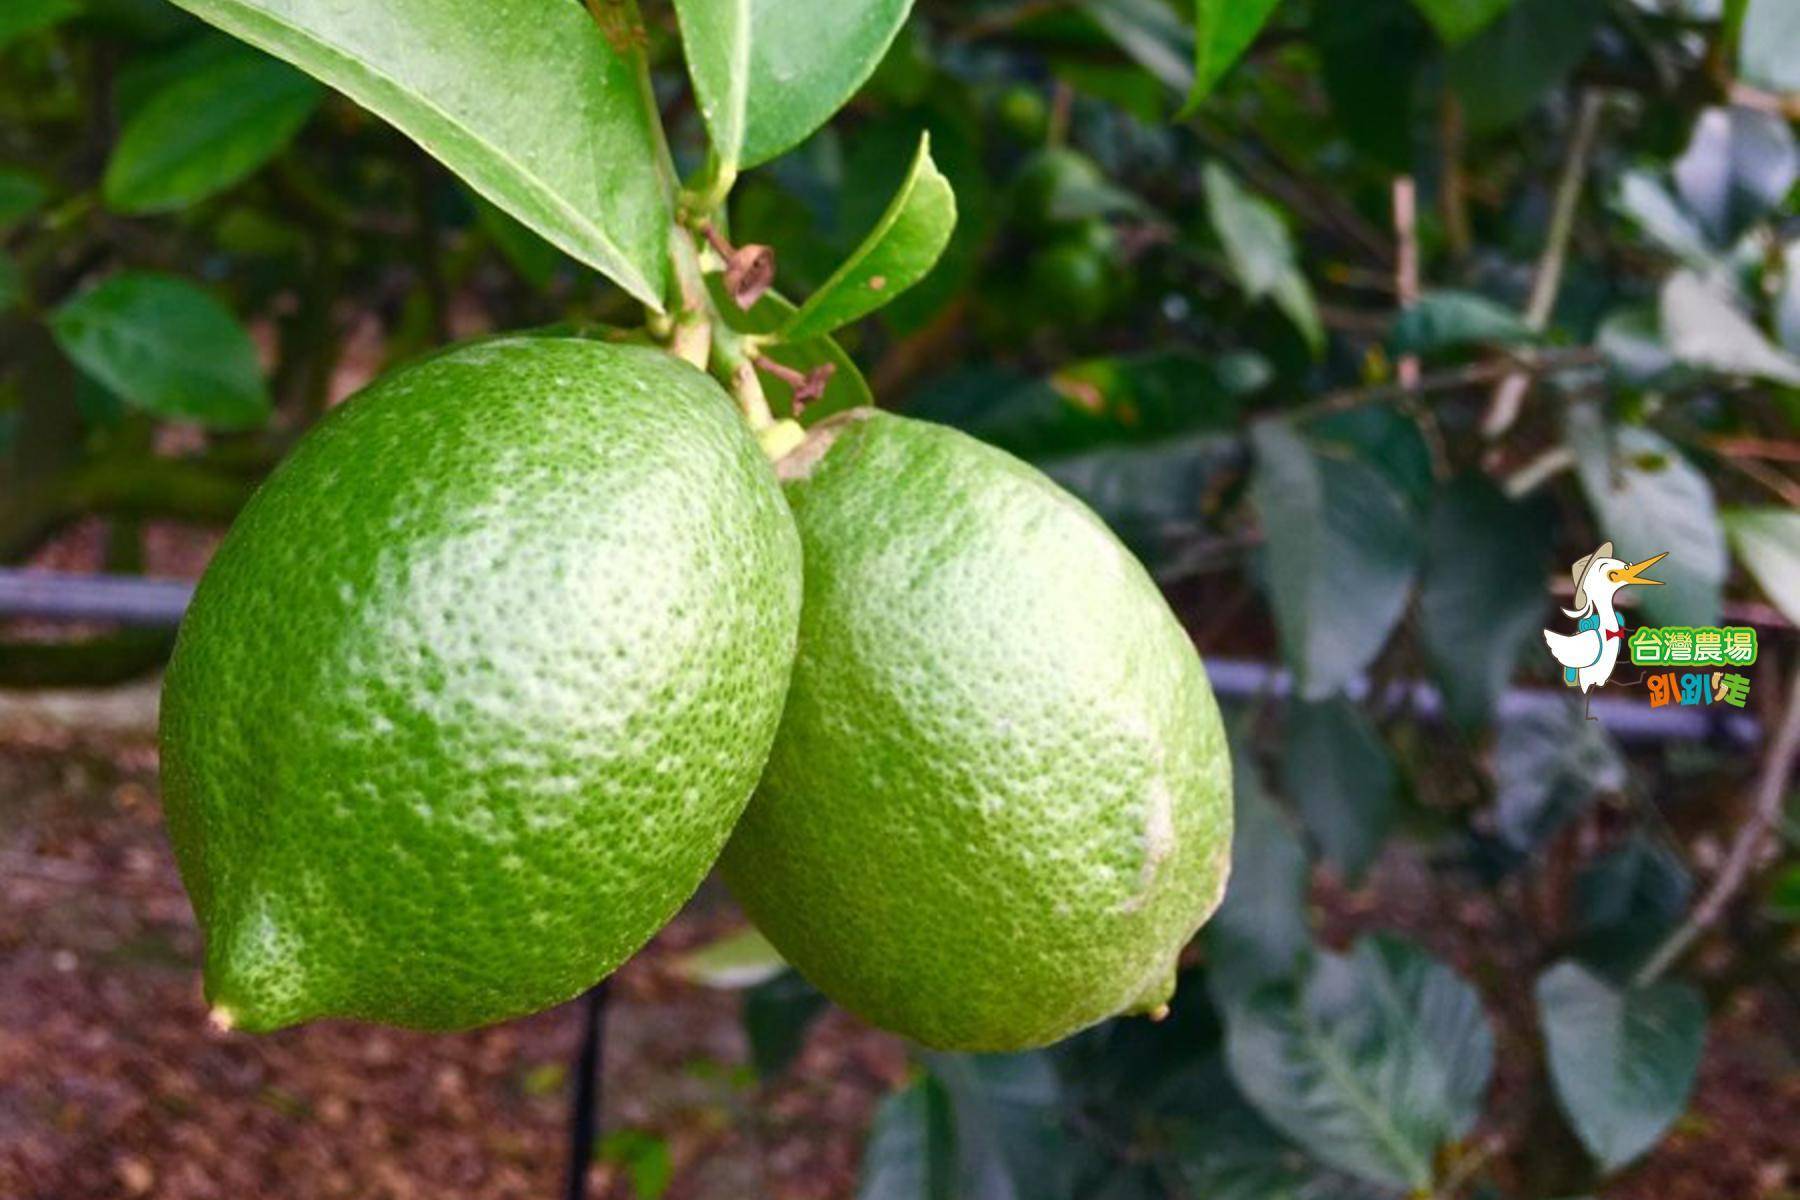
[562,982,610,1200]
[0,568,1765,747]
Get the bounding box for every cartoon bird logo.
[1543,541,1666,718]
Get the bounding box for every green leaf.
[744,970,827,1078]
[1448,0,1603,132]
[1660,270,1800,387]
[0,0,77,48]
[1083,0,1197,95]
[1536,962,1705,1173]
[1770,865,1800,923]
[0,253,21,314]
[1282,699,1394,882]
[467,187,569,289]
[49,272,269,430]
[780,133,955,342]
[673,0,914,171]
[1224,935,1494,1190]
[1312,0,1431,170]
[1249,420,1421,701]
[0,168,49,230]
[1392,290,1533,355]
[1671,107,1797,246]
[1206,738,1311,1009]
[1723,508,1800,627]
[1597,306,1679,385]
[1203,163,1321,352]
[708,280,873,423]
[1492,700,1624,850]
[1740,0,1800,93]
[923,1052,1069,1198]
[858,1077,958,1200]
[1411,0,1513,43]
[673,926,788,989]
[1574,834,1691,981]
[1190,0,1280,105]
[596,1129,674,1200]
[1418,477,1555,727]
[163,0,671,308]
[102,44,321,213]
[1569,404,1727,627]
[1043,432,1243,570]
[1613,171,1720,267]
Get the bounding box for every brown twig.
[1299,348,1605,419]
[1482,90,1609,440]
[1634,662,1800,986]
[753,356,835,408]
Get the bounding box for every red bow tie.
[1605,626,1626,642]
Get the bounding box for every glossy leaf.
[674,0,913,171]
[673,926,787,989]
[1740,0,1800,94]
[1418,477,1555,727]
[1189,0,1280,105]
[1204,163,1321,352]
[1282,699,1394,882]
[1411,0,1513,43]
[858,1078,957,1200]
[1392,290,1533,355]
[1671,107,1797,246]
[781,133,955,342]
[103,45,321,213]
[1569,404,1727,627]
[1448,0,1602,132]
[1206,739,1311,1009]
[1492,699,1624,851]
[49,272,269,430]
[1536,962,1705,1172]
[1250,420,1421,700]
[1661,271,1800,387]
[1225,935,1494,1190]
[744,970,828,1078]
[1723,508,1800,627]
[163,0,670,307]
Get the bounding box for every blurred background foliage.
[4,0,1800,1197]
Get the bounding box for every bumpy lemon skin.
[720,410,1232,1053]
[160,338,802,1032]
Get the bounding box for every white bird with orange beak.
[1543,542,1666,716]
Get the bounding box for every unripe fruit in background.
[721,410,1232,1052]
[160,339,802,1032]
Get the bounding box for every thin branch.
[1298,348,1604,420]
[1482,90,1609,440]
[1635,663,1800,986]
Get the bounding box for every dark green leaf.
[103,44,321,213]
[1204,163,1320,352]
[1769,865,1800,922]
[858,1077,958,1200]
[1313,0,1430,169]
[1042,432,1243,570]
[1189,0,1281,105]
[674,0,914,170]
[1418,477,1555,727]
[1448,0,1602,132]
[1723,508,1800,627]
[1740,0,1800,93]
[1250,421,1421,700]
[1569,403,1727,627]
[1282,699,1394,882]
[1574,834,1691,981]
[781,133,956,341]
[1536,961,1705,1172]
[744,970,828,1078]
[1205,738,1311,1009]
[923,1052,1069,1200]
[1492,699,1624,850]
[1392,291,1534,355]
[0,168,49,230]
[0,0,77,48]
[0,254,21,314]
[1082,0,1196,95]
[1224,935,1493,1190]
[49,272,269,429]
[1671,106,1797,246]
[596,1129,674,1200]
[164,0,671,307]
[1411,0,1513,43]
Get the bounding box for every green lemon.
[160,338,802,1032]
[1026,219,1121,327]
[1010,146,1108,235]
[719,410,1232,1052]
